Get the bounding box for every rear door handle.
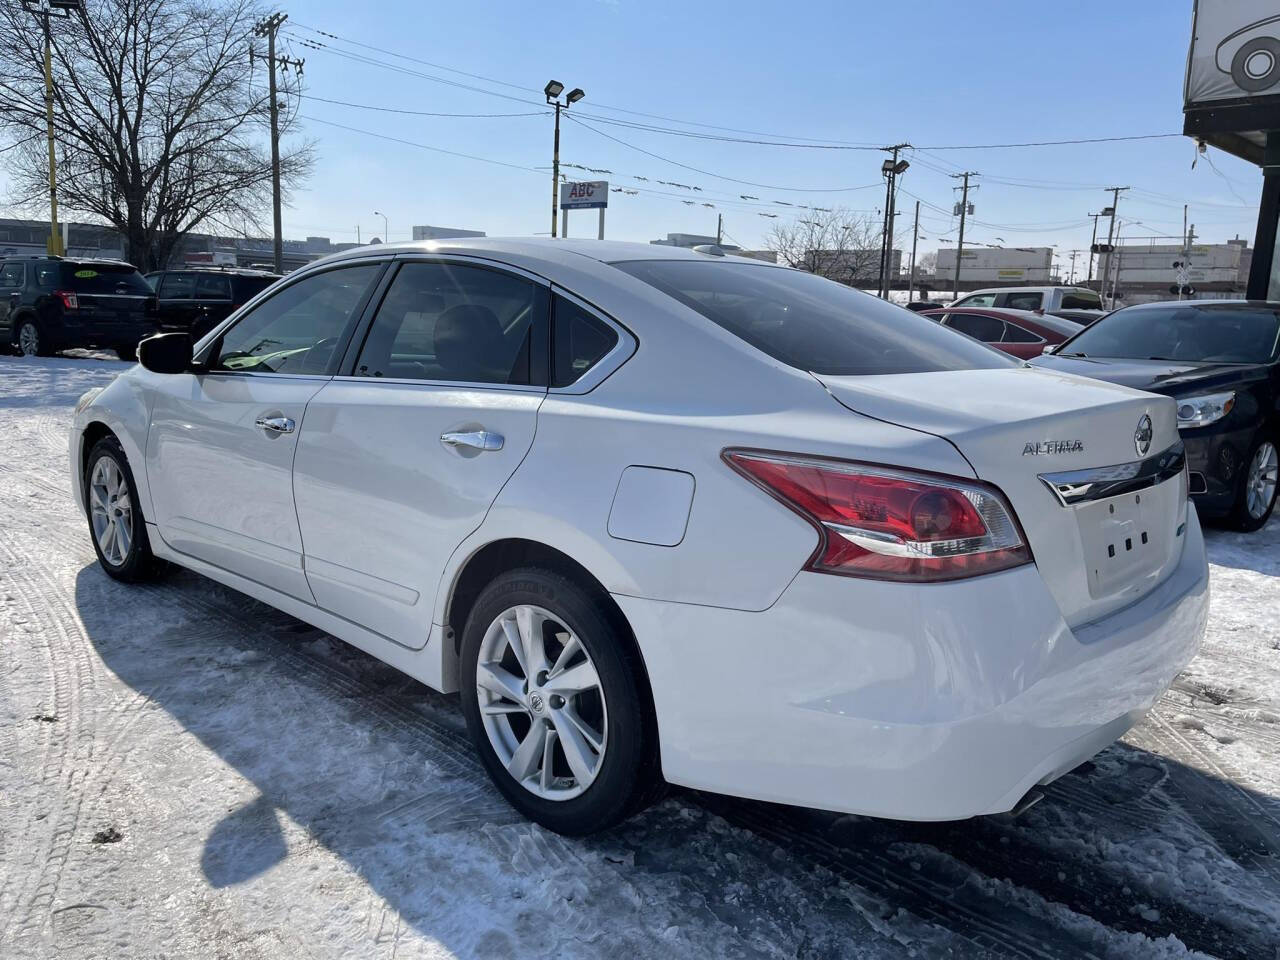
[440,430,504,452]
[255,415,295,434]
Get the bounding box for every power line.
[301,115,545,173]
[917,133,1182,150]
[566,114,883,193]
[301,93,546,119]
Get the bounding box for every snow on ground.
[1,353,1278,960]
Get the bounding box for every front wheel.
[459,567,662,835]
[84,435,166,581]
[1227,435,1278,532]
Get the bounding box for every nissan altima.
[70,239,1208,835]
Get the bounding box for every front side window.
[159,272,197,299]
[1060,304,1280,364]
[552,294,619,387]
[955,293,997,307]
[354,261,539,384]
[212,263,381,374]
[945,312,1006,343]
[195,275,232,300]
[613,260,1012,376]
[1005,292,1043,311]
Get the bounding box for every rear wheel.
[84,436,165,582]
[459,567,661,835]
[18,319,48,357]
[1227,435,1278,532]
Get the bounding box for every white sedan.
[70,239,1208,835]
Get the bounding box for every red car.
[921,307,1079,360]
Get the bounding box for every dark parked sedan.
[145,267,280,340]
[1035,300,1279,531]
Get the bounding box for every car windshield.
[63,263,152,295]
[613,260,1014,375]
[1060,304,1280,364]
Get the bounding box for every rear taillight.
[725,451,1032,582]
[54,290,78,310]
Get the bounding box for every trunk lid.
[816,366,1188,626]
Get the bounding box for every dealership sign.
[560,180,608,210]
[1186,1,1280,106]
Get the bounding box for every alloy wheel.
[19,322,39,357]
[475,604,608,801]
[1246,441,1279,520]
[89,456,133,566]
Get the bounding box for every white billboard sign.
[560,180,608,210]
[1186,1,1280,106]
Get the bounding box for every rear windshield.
[1060,304,1280,364]
[613,259,1014,375]
[234,275,278,300]
[1061,291,1102,310]
[62,263,152,295]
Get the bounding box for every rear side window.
[946,312,1006,342]
[195,275,232,300]
[613,260,1012,375]
[955,293,996,307]
[0,262,22,288]
[233,276,277,302]
[1005,292,1043,311]
[552,294,619,387]
[1001,322,1042,343]
[354,261,540,384]
[63,264,153,295]
[1061,292,1102,310]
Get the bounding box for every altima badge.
[1134,414,1153,457]
[1022,440,1085,456]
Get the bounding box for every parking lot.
[2,353,1279,960]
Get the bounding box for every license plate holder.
[1076,484,1174,599]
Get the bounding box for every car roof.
[924,305,1079,338]
[310,237,784,272]
[1119,299,1280,311]
[960,285,1096,296]
[157,267,281,277]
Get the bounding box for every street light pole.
[374,210,388,243]
[545,81,585,239]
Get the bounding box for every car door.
[0,261,23,339]
[193,273,234,338]
[145,260,385,601]
[943,311,1008,348]
[155,272,199,332]
[292,257,549,649]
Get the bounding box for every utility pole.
[1068,249,1080,285]
[951,172,979,301]
[20,1,75,256]
[716,213,723,245]
[907,199,920,301]
[1097,186,1128,309]
[1086,212,1102,283]
[877,143,910,299]
[252,13,303,274]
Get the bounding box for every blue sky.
[20,0,1270,267]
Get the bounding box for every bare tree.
[767,209,884,286]
[916,250,938,274]
[0,0,312,269]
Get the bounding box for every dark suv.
[2,256,158,359]
[145,267,280,340]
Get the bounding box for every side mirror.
[137,332,193,374]
[1041,345,1055,356]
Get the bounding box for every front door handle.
[255,415,295,434]
[440,430,504,452]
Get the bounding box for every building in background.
[650,232,734,249]
[412,225,486,241]
[804,248,897,286]
[934,247,1052,285]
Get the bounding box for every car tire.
[1226,435,1279,532]
[17,318,49,357]
[459,566,663,835]
[84,435,166,582]
[1230,36,1280,94]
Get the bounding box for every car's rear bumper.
[616,505,1208,820]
